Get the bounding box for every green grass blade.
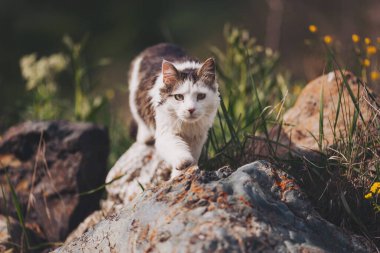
[333,79,344,136]
[78,173,126,196]
[340,192,369,235]
[137,180,145,192]
[326,46,365,123]
[217,110,227,144]
[6,173,30,249]
[318,84,324,151]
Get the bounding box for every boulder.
[64,142,172,243]
[253,71,378,158]
[0,121,109,250]
[54,160,372,252]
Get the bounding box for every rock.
[0,215,10,251]
[54,161,373,253]
[64,142,172,243]
[0,121,109,249]
[105,142,171,207]
[252,71,378,158]
[0,214,46,251]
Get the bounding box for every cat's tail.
[127,57,138,142]
[128,55,155,146]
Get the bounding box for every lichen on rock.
[55,158,372,252]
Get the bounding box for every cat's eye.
[197,93,206,100]
[174,94,184,101]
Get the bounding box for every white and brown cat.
[128,43,219,176]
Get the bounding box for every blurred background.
[1,0,380,132]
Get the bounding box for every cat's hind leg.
[129,56,155,145]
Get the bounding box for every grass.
[200,24,294,169]
[201,25,380,248]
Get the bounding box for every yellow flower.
[371,71,380,81]
[352,34,360,43]
[323,35,332,44]
[377,37,380,44]
[370,182,380,192]
[367,45,377,55]
[365,37,371,45]
[363,58,371,67]
[309,25,318,33]
[365,182,380,199]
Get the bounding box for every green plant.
[62,35,110,121]
[302,26,380,246]
[19,35,132,168]
[202,24,380,247]
[20,53,69,120]
[200,24,293,169]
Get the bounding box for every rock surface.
[105,142,171,208]
[55,160,372,253]
[64,142,172,242]
[253,71,378,158]
[0,121,109,248]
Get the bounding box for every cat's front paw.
[176,159,194,171]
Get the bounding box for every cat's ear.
[197,58,215,85]
[162,60,179,86]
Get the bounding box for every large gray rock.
[54,160,372,253]
[63,142,172,243]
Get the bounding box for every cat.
[128,43,219,175]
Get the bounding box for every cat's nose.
[188,108,196,114]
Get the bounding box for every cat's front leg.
[155,133,195,171]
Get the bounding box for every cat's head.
[159,58,219,123]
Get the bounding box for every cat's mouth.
[183,114,201,122]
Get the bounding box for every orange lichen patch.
[164,208,180,223]
[190,181,203,194]
[138,224,150,242]
[155,187,169,202]
[216,191,231,209]
[190,222,218,242]
[207,203,216,211]
[274,175,299,199]
[149,227,157,242]
[239,196,253,208]
[170,189,188,206]
[189,181,212,201]
[128,193,137,202]
[0,154,22,168]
